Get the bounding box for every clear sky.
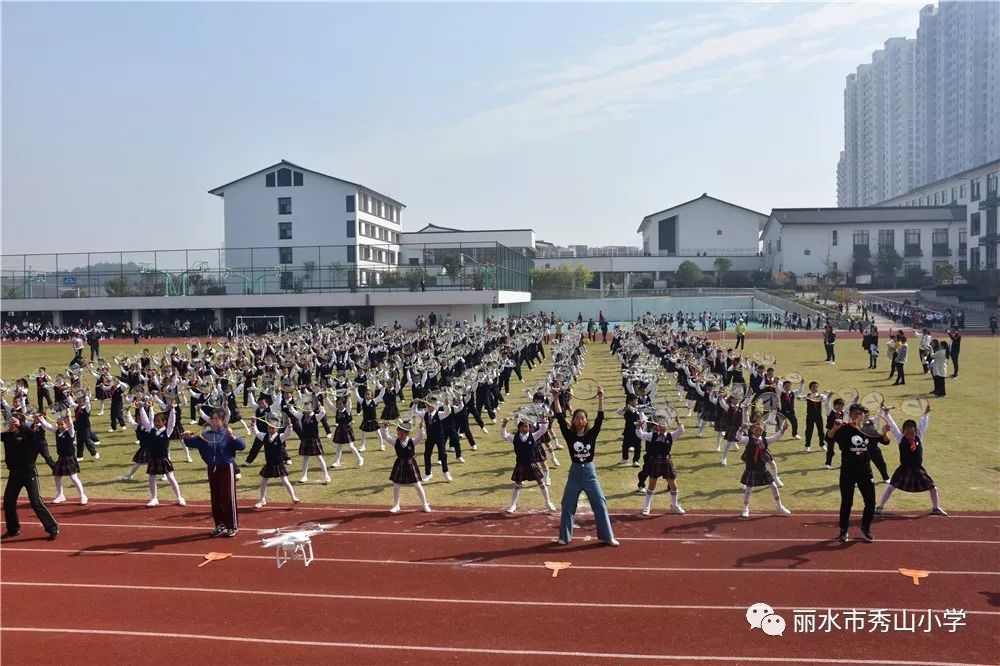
[1,1,925,255]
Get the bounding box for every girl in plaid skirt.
[380,419,431,513]
[634,413,685,515]
[501,414,556,513]
[246,416,300,509]
[876,404,947,516]
[37,414,88,505]
[735,417,790,519]
[138,406,185,508]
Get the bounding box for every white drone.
[256,522,335,568]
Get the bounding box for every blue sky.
[2,1,925,255]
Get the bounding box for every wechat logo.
[747,602,786,637]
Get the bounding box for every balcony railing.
[0,242,533,299]
[853,245,871,258]
[978,233,1000,247]
[534,247,761,259]
[904,244,923,257]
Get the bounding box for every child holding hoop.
[735,416,791,518]
[875,403,946,517]
[501,412,556,513]
[634,412,685,515]
[380,419,431,513]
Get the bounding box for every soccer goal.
[234,315,285,337]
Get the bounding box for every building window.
[878,229,894,248]
[831,262,838,270]
[959,259,967,274]
[277,197,292,215]
[960,184,966,199]
[988,172,999,195]
[951,187,958,202]
[852,229,869,247]
[988,207,998,235]
[767,241,772,254]
[933,192,939,205]
[346,220,355,238]
[716,229,722,236]
[361,193,370,212]
[932,228,948,245]
[970,247,980,270]
[346,195,356,212]
[280,270,293,290]
[905,229,920,246]
[276,168,292,187]
[776,239,781,252]
[971,177,981,201]
[293,171,303,187]
[804,249,811,255]
[279,247,293,264]
[919,196,925,206]
[971,213,981,236]
[903,259,920,272]
[347,246,356,263]
[266,173,275,187]
[278,222,292,240]
[408,257,419,266]
[832,230,838,246]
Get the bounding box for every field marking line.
[0,627,995,665]
[7,520,997,545]
[5,548,1000,578]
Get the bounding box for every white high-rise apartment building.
[838,1,999,207]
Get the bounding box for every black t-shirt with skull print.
[832,424,887,478]
[555,411,604,465]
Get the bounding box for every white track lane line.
[0,627,994,665]
[6,520,997,544]
[4,547,999,578]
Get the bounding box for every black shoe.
[837,530,849,542]
[224,529,238,538]
[211,525,225,537]
[1,529,21,540]
[860,529,875,542]
[47,530,59,541]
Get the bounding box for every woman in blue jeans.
[551,386,619,547]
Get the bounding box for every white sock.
[770,483,782,505]
[510,483,522,507]
[929,487,941,509]
[360,432,367,449]
[768,460,779,479]
[334,444,344,463]
[126,462,141,477]
[880,484,896,507]
[54,476,64,497]
[392,483,401,507]
[316,455,329,474]
[670,490,680,507]
[696,420,705,435]
[148,476,158,501]
[301,456,311,475]
[415,482,428,506]
[281,476,298,500]
[348,442,362,462]
[258,477,268,502]
[69,473,85,497]
[716,433,723,445]
[377,430,385,450]
[742,486,752,507]
[544,467,551,484]
[643,489,654,512]
[540,483,552,505]
[166,472,182,499]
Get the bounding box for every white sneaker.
[823,464,832,470]
[640,507,651,516]
[389,505,400,514]
[358,444,366,452]
[545,477,552,486]
[79,496,89,505]
[602,538,620,547]
[189,420,197,425]
[146,498,159,507]
[299,476,309,483]
[481,428,489,434]
[422,474,433,483]
[457,457,466,464]
[720,458,728,466]
[820,444,826,451]
[331,461,341,468]
[617,459,630,466]
[326,433,333,439]
[776,504,791,516]
[632,461,640,468]
[254,500,265,509]
[185,455,193,463]
[551,457,560,467]
[546,503,557,512]
[52,495,66,504]
[120,474,133,482]
[434,459,441,466]
[93,453,101,460]
[793,435,801,440]
[671,504,685,515]
[323,476,331,485]
[805,446,812,452]
[740,507,750,519]
[715,445,721,452]
[379,444,385,451]
[357,457,365,467]
[98,410,104,416]
[177,497,186,507]
[554,443,563,450]
[636,486,646,494]
[422,504,432,513]
[444,472,453,482]
[108,429,116,433]
[775,477,784,488]
[505,505,517,513]
[470,445,477,451]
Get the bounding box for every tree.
[876,246,903,288]
[104,276,133,297]
[933,262,956,285]
[772,272,793,288]
[822,268,845,288]
[832,287,862,309]
[713,257,732,287]
[630,273,653,290]
[442,254,463,280]
[572,265,593,291]
[675,261,704,287]
[531,265,588,295]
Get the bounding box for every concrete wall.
[641,197,764,256]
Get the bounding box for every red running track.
[2,500,999,665]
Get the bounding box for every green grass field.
[2,335,998,513]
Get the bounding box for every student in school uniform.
[876,403,947,517]
[379,419,431,513]
[139,404,185,508]
[355,385,385,452]
[947,327,961,378]
[735,417,791,518]
[37,413,88,505]
[634,412,686,515]
[500,413,556,513]
[245,415,301,509]
[823,398,846,469]
[891,334,909,386]
[802,382,827,452]
[616,393,644,467]
[778,380,800,440]
[930,341,949,397]
[288,400,332,484]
